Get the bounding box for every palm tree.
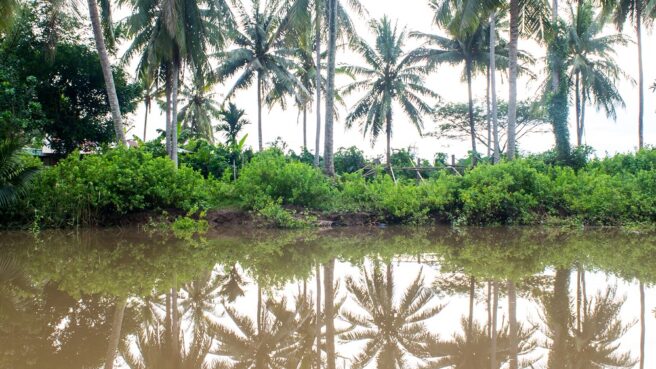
[565,1,629,146]
[105,297,128,369]
[139,68,160,142]
[342,17,438,167]
[216,0,308,152]
[217,103,250,147]
[177,78,222,143]
[121,0,231,166]
[323,0,338,175]
[0,139,39,208]
[340,262,444,369]
[603,0,655,149]
[86,0,128,147]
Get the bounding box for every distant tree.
[177,78,222,143]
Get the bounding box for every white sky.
[111,0,656,160]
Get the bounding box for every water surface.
[1,227,654,369]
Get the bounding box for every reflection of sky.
[121,258,654,369]
[112,0,656,159]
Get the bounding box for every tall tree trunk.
[548,268,571,369]
[489,12,500,163]
[324,258,336,369]
[314,2,322,167]
[640,281,645,369]
[303,106,307,151]
[486,65,491,157]
[576,266,582,331]
[581,93,586,145]
[170,60,179,167]
[507,0,519,160]
[257,284,263,335]
[575,72,582,146]
[490,281,498,369]
[386,110,392,168]
[315,263,322,369]
[466,58,478,166]
[104,297,127,369]
[171,285,180,367]
[87,0,127,147]
[487,281,492,338]
[143,99,149,141]
[257,72,264,151]
[323,0,337,176]
[551,0,559,91]
[636,8,644,149]
[166,70,172,156]
[507,280,518,369]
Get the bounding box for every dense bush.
[235,149,333,210]
[1,148,220,226]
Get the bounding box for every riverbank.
[2,147,656,230]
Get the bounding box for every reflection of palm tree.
[0,256,32,316]
[341,262,444,369]
[212,299,308,369]
[180,271,223,332]
[422,318,537,369]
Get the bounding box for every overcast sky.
[113,0,656,160]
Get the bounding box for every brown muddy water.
[0,226,654,369]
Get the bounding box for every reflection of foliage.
[341,262,444,369]
[423,318,538,369]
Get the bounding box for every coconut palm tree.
[0,139,39,208]
[217,103,250,147]
[565,1,629,146]
[215,0,309,152]
[340,262,444,369]
[139,68,161,142]
[121,0,232,166]
[342,17,438,167]
[177,78,222,143]
[603,0,655,149]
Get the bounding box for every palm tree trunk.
[166,71,172,156]
[548,268,571,369]
[303,106,307,151]
[315,263,322,369]
[576,72,582,146]
[640,281,645,369]
[87,0,127,147]
[581,93,586,144]
[490,281,498,369]
[489,12,500,163]
[507,0,519,160]
[314,1,322,167]
[323,0,337,176]
[636,8,644,149]
[257,284,263,335]
[170,60,179,167]
[324,258,336,369]
[257,71,264,152]
[507,280,518,369]
[171,286,180,367]
[487,281,492,338]
[466,58,478,166]
[103,297,127,369]
[486,65,491,158]
[576,266,582,331]
[386,110,392,168]
[143,99,149,141]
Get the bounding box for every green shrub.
[458,160,552,225]
[334,147,367,174]
[235,149,333,209]
[14,148,218,226]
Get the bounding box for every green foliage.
[4,148,219,226]
[235,149,333,210]
[0,139,41,207]
[334,146,367,174]
[256,198,316,229]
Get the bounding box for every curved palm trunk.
[507,0,519,160]
[490,281,498,369]
[636,9,644,149]
[640,281,645,369]
[315,263,322,369]
[386,111,392,168]
[324,258,336,369]
[323,0,337,176]
[314,2,322,167]
[507,280,518,369]
[466,58,478,166]
[489,13,500,163]
[257,72,264,152]
[87,0,127,147]
[103,297,127,369]
[170,60,179,167]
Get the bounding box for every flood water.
[1,226,654,369]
